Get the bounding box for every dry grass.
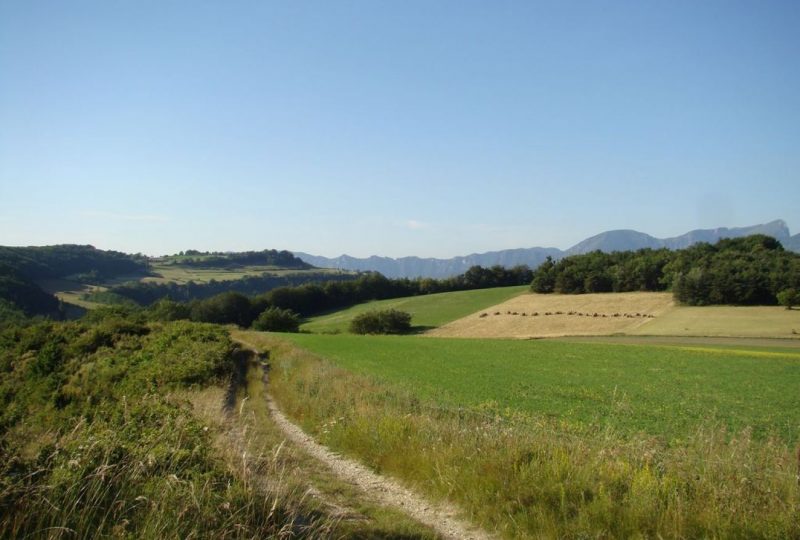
[37,278,106,309]
[192,343,441,539]
[429,292,674,338]
[145,264,344,285]
[630,304,800,339]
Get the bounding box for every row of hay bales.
[478,310,655,319]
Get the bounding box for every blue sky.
[1,1,798,257]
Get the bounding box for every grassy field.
[240,330,800,538]
[301,285,529,333]
[284,333,800,441]
[38,277,111,309]
[431,291,800,340]
[630,304,800,339]
[145,262,346,284]
[40,264,351,309]
[430,291,674,338]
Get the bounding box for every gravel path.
[247,352,494,540]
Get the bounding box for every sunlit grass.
[237,330,800,538]
[301,285,528,333]
[283,333,800,441]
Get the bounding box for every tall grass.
[0,319,333,539]
[0,396,329,539]
[254,333,800,539]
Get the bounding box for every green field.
[284,333,800,441]
[301,285,529,333]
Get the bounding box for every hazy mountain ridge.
[297,220,796,278]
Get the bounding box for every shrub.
[777,288,799,310]
[349,309,411,335]
[148,298,191,321]
[252,307,301,332]
[189,292,253,327]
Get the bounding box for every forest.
[160,249,311,269]
[530,235,800,305]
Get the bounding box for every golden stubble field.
[428,291,800,339]
[428,291,674,338]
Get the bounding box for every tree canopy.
[529,235,800,305]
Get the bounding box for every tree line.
[0,244,149,281]
[143,264,534,330]
[530,235,800,305]
[107,271,358,305]
[161,249,310,269]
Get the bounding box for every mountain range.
[296,219,800,279]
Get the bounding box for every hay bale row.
[479,311,656,319]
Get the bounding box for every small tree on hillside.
[777,288,799,310]
[252,307,301,332]
[349,309,412,335]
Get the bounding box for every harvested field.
[428,291,674,338]
[629,304,800,339]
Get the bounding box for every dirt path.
[236,340,494,540]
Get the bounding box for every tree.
[149,298,190,321]
[251,307,301,332]
[189,292,253,326]
[530,256,556,293]
[349,309,412,335]
[777,288,799,310]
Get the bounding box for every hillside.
[296,219,797,278]
[428,291,800,340]
[0,246,353,316]
[301,285,529,334]
[428,291,675,339]
[0,245,149,317]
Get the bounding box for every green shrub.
[0,317,325,537]
[252,307,300,332]
[148,298,191,321]
[349,309,411,334]
[777,288,799,309]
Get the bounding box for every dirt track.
[235,342,494,540]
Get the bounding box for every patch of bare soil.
[428,291,674,339]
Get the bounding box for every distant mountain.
[296,220,797,279]
[294,248,562,280]
[784,233,800,253]
[564,220,792,255]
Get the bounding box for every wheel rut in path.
[242,345,494,540]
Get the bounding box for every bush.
[349,309,412,335]
[777,288,799,309]
[252,307,301,332]
[148,298,191,321]
[189,292,253,327]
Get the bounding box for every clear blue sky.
[1,1,798,257]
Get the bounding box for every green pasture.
[284,333,800,442]
[301,285,528,333]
